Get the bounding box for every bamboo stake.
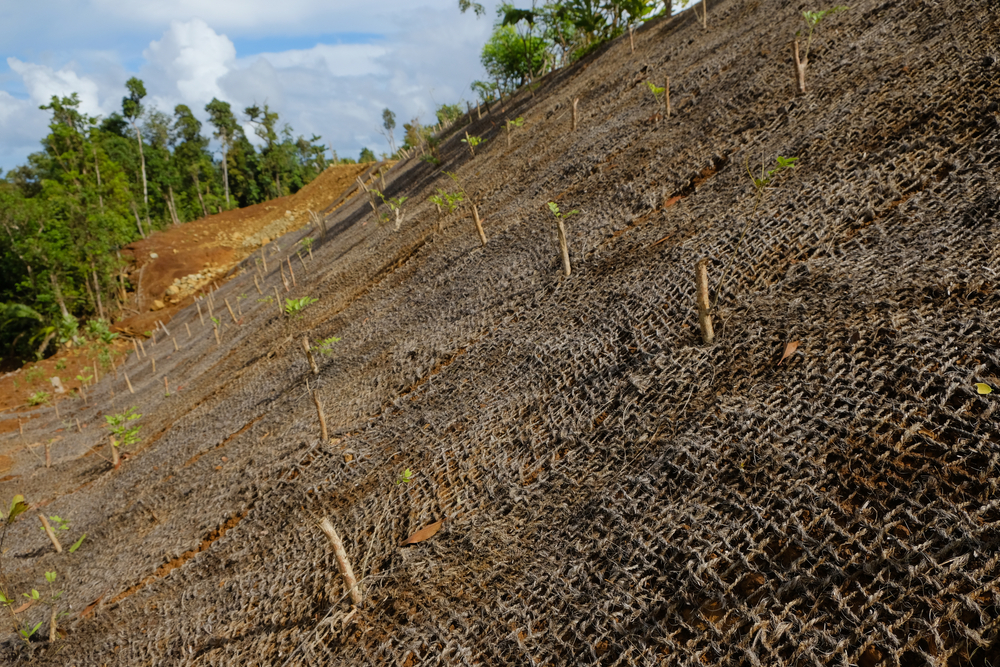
[313,390,328,441]
[572,98,579,132]
[696,258,715,345]
[472,205,487,246]
[556,217,572,277]
[280,265,290,292]
[319,518,361,605]
[197,299,204,325]
[54,401,60,418]
[76,417,81,433]
[138,338,146,357]
[629,25,635,53]
[110,437,120,469]
[124,369,134,394]
[164,376,169,396]
[132,338,139,359]
[39,514,63,553]
[45,441,51,468]
[185,322,191,338]
[151,330,156,346]
[666,77,671,118]
[151,357,156,374]
[303,337,319,375]
[254,273,262,295]
[225,298,238,324]
[173,336,179,352]
[297,252,307,273]
[237,297,242,316]
[261,246,268,272]
[214,326,221,346]
[287,257,297,287]
[274,286,282,316]
[794,40,807,94]
[48,607,57,642]
[93,362,99,383]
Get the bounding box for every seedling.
[374,190,408,231]
[55,359,67,371]
[396,468,414,485]
[711,155,798,313]
[211,316,220,329]
[462,132,485,157]
[25,366,43,383]
[76,373,93,386]
[28,390,50,406]
[548,202,579,277]
[796,6,848,93]
[105,407,142,448]
[284,296,318,318]
[258,296,274,304]
[504,117,524,147]
[38,516,69,532]
[316,337,341,356]
[69,533,86,553]
[300,237,315,259]
[645,81,665,105]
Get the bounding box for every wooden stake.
[76,417,82,433]
[280,265,290,292]
[214,326,221,346]
[164,376,169,396]
[254,273,263,295]
[666,77,671,118]
[197,299,204,325]
[124,369,134,394]
[138,338,146,357]
[274,286,283,316]
[696,258,715,345]
[151,330,156,346]
[319,517,361,605]
[794,40,807,94]
[185,322,191,338]
[48,607,57,643]
[303,337,319,375]
[225,297,238,324]
[132,337,140,358]
[629,25,635,53]
[110,437,120,469]
[297,252,308,273]
[472,205,487,246]
[261,246,268,272]
[313,390,328,441]
[45,441,51,468]
[572,98,579,132]
[173,336,179,352]
[556,217,572,277]
[54,401,60,418]
[39,514,63,553]
[93,362,99,383]
[287,257,297,287]
[151,357,156,374]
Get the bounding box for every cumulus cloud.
[6,57,106,115]
[143,19,236,107]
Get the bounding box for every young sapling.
[547,202,579,277]
[284,296,318,318]
[462,132,485,157]
[796,6,848,93]
[504,117,525,148]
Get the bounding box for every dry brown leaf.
[779,340,800,365]
[79,593,104,618]
[400,519,444,546]
[12,601,32,614]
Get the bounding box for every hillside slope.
[3,0,999,664]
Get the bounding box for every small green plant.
[396,468,414,485]
[211,316,220,329]
[645,81,665,104]
[316,336,341,356]
[504,117,525,147]
[428,189,465,216]
[547,202,579,221]
[69,533,86,553]
[55,359,67,371]
[27,390,50,406]
[39,516,69,532]
[461,133,485,157]
[420,153,441,166]
[300,237,314,254]
[98,346,114,371]
[25,366,44,383]
[711,155,798,313]
[85,318,118,344]
[284,296,318,318]
[105,407,142,448]
[796,6,848,92]
[374,190,408,230]
[258,296,274,304]
[548,202,579,277]
[76,373,93,386]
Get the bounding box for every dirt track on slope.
[2,1,1000,665]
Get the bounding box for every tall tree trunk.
[133,122,150,227]
[165,186,180,226]
[192,172,209,218]
[221,139,231,208]
[91,265,105,321]
[91,144,105,213]
[130,199,145,238]
[169,187,182,225]
[49,272,70,319]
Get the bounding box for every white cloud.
[6,57,106,116]
[143,19,236,107]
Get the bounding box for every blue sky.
[0,1,503,171]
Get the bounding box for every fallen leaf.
[400,519,444,546]
[779,340,800,365]
[976,383,993,395]
[12,601,32,614]
[80,594,104,618]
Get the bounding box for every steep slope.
[2,0,999,665]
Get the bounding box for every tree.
[245,103,283,198]
[173,104,216,219]
[481,20,548,93]
[379,108,397,155]
[359,147,376,163]
[122,77,150,228]
[205,98,238,209]
[459,0,486,16]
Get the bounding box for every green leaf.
[69,533,86,552]
[976,383,993,395]
[7,495,28,523]
[548,202,560,216]
[45,571,57,584]
[20,620,43,639]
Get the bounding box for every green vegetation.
[796,6,848,92]
[461,133,486,157]
[547,201,579,221]
[28,390,50,406]
[396,468,414,485]
[316,336,341,356]
[645,81,665,105]
[284,296,318,318]
[105,406,142,448]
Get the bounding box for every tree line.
[0,78,382,363]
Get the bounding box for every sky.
[0,0,504,172]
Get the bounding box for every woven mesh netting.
[3,0,999,664]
